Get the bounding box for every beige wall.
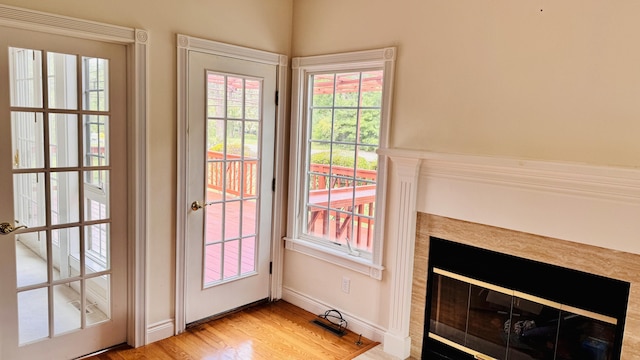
[0,0,293,327]
[287,0,640,349]
[292,0,640,168]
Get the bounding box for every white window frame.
[285,47,396,280]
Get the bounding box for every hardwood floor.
[84,301,379,360]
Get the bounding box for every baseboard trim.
[146,319,175,344]
[281,287,386,343]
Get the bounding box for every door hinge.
[275,91,279,106]
[269,262,273,275]
[272,178,276,192]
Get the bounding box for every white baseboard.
[146,319,175,344]
[281,286,387,344]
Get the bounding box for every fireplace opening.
[422,237,630,360]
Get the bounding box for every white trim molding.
[382,155,421,359]
[175,34,288,333]
[0,4,149,348]
[379,149,640,255]
[146,319,175,344]
[282,287,386,343]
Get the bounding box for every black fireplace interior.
[423,237,630,360]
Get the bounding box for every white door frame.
[175,34,288,333]
[0,4,149,348]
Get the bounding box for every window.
[286,48,396,278]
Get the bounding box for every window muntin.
[304,70,383,257]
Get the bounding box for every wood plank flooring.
[84,301,378,360]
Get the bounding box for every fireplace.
[422,237,630,360]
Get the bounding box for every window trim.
[285,47,396,280]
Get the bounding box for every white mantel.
[380,148,640,359]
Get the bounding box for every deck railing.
[205,151,377,252]
[207,151,257,197]
[306,163,377,251]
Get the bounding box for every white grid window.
[287,48,396,278]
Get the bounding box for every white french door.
[185,50,277,324]
[0,26,128,359]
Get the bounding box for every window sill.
[283,237,384,280]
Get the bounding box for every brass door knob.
[0,222,28,235]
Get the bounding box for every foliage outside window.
[287,48,396,277]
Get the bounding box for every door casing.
[0,4,149,348]
[175,34,288,334]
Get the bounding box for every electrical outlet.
[341,276,350,294]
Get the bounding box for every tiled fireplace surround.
[381,150,640,359]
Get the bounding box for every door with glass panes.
[185,50,276,323]
[0,26,127,359]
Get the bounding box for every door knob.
[0,222,28,235]
[191,201,214,211]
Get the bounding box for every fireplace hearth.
[423,237,630,360]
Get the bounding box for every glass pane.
[207,73,225,118]
[205,203,223,244]
[11,112,45,169]
[206,169,223,203]
[429,273,470,345]
[52,227,80,281]
[14,173,46,227]
[9,47,43,108]
[204,243,222,284]
[85,275,110,326]
[53,281,81,335]
[51,171,80,225]
[227,76,243,119]
[331,144,356,179]
[244,121,259,160]
[306,206,329,239]
[354,190,376,216]
[358,109,381,146]
[334,73,360,107]
[245,79,261,120]
[240,237,256,275]
[226,120,243,157]
[83,115,109,167]
[357,146,378,179]
[506,296,560,359]
[241,200,257,237]
[49,113,79,167]
[47,52,78,110]
[18,287,49,344]
[330,210,351,244]
[556,311,617,359]
[466,285,511,358]
[309,141,329,183]
[85,223,109,274]
[329,186,355,212]
[312,74,334,107]
[207,119,224,150]
[84,171,109,221]
[243,160,258,197]
[224,201,241,240]
[225,161,242,200]
[223,240,240,278]
[83,57,109,111]
[352,215,374,251]
[15,231,48,288]
[360,71,383,107]
[311,108,333,142]
[334,109,358,143]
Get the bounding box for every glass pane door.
[9,47,113,344]
[203,72,261,286]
